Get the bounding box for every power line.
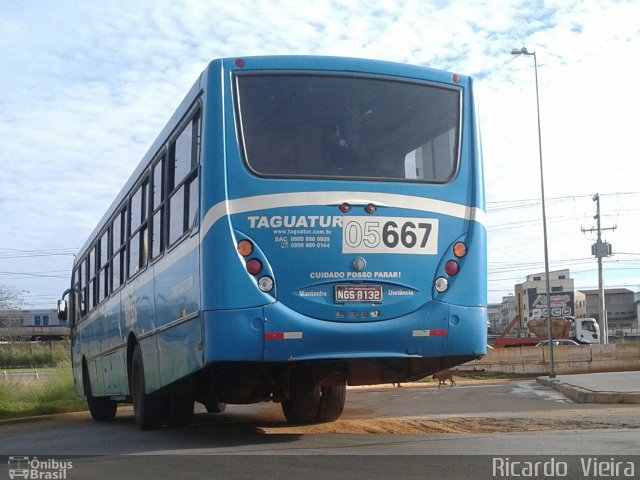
[0,249,77,260]
[487,190,640,206]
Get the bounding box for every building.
[514,269,575,324]
[500,294,517,326]
[574,291,587,318]
[578,288,637,333]
[487,303,501,334]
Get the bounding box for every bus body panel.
[157,315,203,387]
[203,308,265,362]
[198,57,486,368]
[65,56,486,419]
[149,236,203,391]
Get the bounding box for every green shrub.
[0,359,86,420]
[0,340,69,369]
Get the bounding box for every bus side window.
[72,267,81,325]
[168,112,200,246]
[80,258,87,316]
[151,156,165,259]
[128,179,149,278]
[111,208,126,290]
[98,229,109,304]
[88,245,98,312]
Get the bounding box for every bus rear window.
[235,74,461,182]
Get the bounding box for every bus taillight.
[445,260,459,276]
[339,203,351,213]
[453,242,467,258]
[246,259,262,276]
[237,240,253,257]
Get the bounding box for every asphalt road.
[1,380,639,480]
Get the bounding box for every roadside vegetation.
[0,345,87,420]
[0,340,69,369]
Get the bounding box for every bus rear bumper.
[202,301,487,364]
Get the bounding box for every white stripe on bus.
[201,191,485,239]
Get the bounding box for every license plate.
[334,285,383,303]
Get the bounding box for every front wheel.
[83,360,117,422]
[87,395,117,422]
[131,345,167,430]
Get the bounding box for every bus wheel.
[204,401,226,414]
[316,384,346,422]
[281,380,321,424]
[87,395,117,422]
[167,394,194,427]
[83,360,117,422]
[131,345,167,430]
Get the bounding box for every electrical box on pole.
[591,242,612,258]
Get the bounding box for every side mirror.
[57,299,68,321]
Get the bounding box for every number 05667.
[341,217,439,255]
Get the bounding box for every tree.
[0,284,24,311]
[0,285,25,341]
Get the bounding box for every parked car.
[535,339,579,347]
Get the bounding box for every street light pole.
[511,46,555,378]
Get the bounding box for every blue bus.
[58,56,486,429]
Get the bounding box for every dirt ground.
[258,377,640,435]
[257,409,640,435]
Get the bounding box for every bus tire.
[316,384,346,423]
[131,345,167,430]
[167,394,194,427]
[87,395,118,422]
[281,381,321,424]
[204,402,226,414]
[83,360,117,422]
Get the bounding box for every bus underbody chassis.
[86,355,475,430]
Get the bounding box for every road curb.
[537,377,640,404]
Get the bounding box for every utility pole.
[582,194,616,344]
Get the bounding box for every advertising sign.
[528,290,574,320]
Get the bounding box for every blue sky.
[1,0,639,308]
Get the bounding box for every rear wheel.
[204,401,227,414]
[316,384,346,422]
[166,394,194,427]
[131,345,167,430]
[281,378,321,424]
